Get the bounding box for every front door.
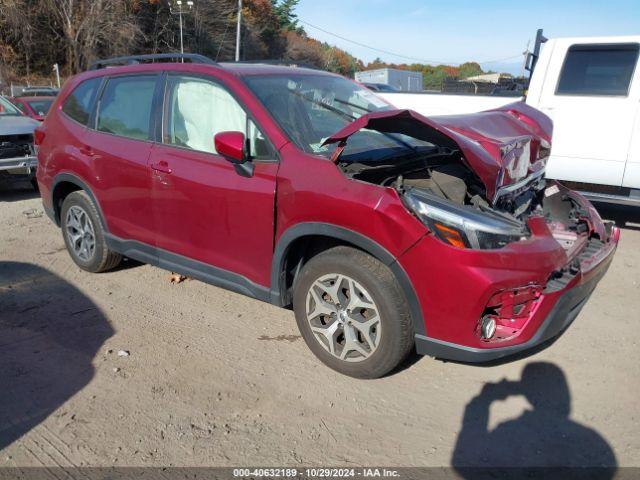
[148,74,279,289]
[538,41,640,187]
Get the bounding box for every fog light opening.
[480,316,497,340]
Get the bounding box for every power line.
[298,19,450,64]
[298,18,523,66]
[479,54,524,64]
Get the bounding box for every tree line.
[0,0,365,84]
[0,0,488,90]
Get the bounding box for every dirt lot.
[1,181,639,470]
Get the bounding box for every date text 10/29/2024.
[233,468,400,478]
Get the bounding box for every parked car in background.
[0,95,39,189]
[37,54,618,378]
[378,34,640,206]
[10,96,55,121]
[15,86,59,97]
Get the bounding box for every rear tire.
[293,246,414,378]
[60,191,122,273]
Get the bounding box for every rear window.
[62,77,101,124]
[27,99,53,116]
[97,76,156,141]
[557,44,639,96]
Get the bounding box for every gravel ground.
[1,181,639,470]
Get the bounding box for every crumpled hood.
[0,115,40,136]
[323,102,553,201]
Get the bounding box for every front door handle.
[151,160,172,174]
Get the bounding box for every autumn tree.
[0,0,487,89]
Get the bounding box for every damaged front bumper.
[0,155,37,175]
[400,210,620,363]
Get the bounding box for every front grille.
[0,134,34,160]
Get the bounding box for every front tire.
[60,191,122,273]
[293,246,414,378]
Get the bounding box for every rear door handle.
[151,160,172,174]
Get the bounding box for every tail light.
[34,126,46,146]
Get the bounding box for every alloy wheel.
[65,205,96,262]
[305,273,381,362]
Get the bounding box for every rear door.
[148,73,279,288]
[537,41,640,186]
[83,74,161,246]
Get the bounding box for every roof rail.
[89,53,218,70]
[229,59,324,71]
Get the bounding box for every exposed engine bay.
[339,146,546,219]
[324,106,608,253]
[0,134,35,161]
[338,146,600,253]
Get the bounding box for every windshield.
[27,99,53,116]
[244,74,434,161]
[0,96,22,116]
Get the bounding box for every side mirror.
[214,131,254,178]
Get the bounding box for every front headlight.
[403,189,529,249]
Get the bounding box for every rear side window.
[97,76,156,141]
[62,77,101,125]
[557,44,639,96]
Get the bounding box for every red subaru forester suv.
[36,54,619,378]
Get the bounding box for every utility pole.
[179,5,184,56]
[169,0,194,61]
[53,63,61,89]
[235,0,242,62]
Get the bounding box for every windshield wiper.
[291,90,416,152]
[291,90,357,120]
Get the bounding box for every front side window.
[557,44,639,96]
[97,76,156,140]
[62,77,101,125]
[164,76,273,159]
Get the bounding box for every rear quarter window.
[556,43,639,96]
[62,77,102,125]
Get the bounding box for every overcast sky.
[294,0,640,74]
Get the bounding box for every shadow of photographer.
[452,362,616,478]
[0,261,113,451]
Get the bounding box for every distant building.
[355,68,423,92]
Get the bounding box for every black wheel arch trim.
[269,222,426,336]
[50,173,107,229]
